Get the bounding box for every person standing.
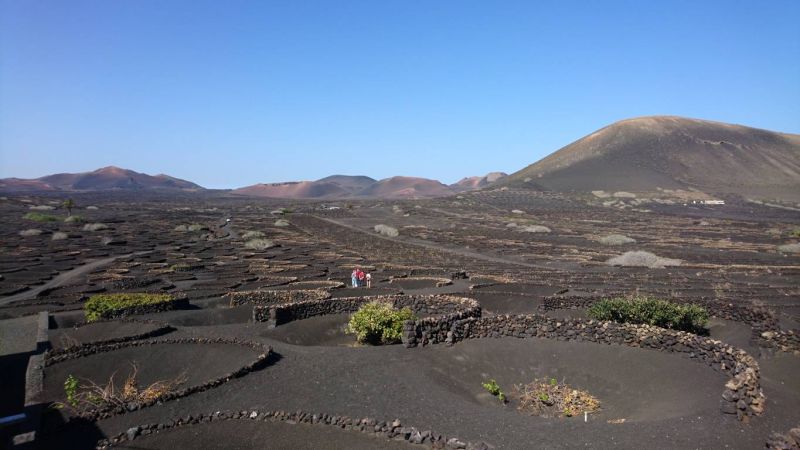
[351,269,359,288]
[357,268,366,287]
[365,273,372,288]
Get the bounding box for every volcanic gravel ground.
[1,191,798,449]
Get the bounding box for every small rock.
[126,427,140,441]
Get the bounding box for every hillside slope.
[503,116,800,201]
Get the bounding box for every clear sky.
[1,1,799,189]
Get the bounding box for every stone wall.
[252,294,480,331]
[766,425,800,449]
[227,289,330,307]
[98,409,489,450]
[539,294,799,353]
[44,338,273,421]
[99,296,189,320]
[435,314,764,422]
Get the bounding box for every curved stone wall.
[227,289,330,307]
[98,409,489,449]
[434,314,765,422]
[252,295,481,334]
[44,338,273,421]
[540,294,800,353]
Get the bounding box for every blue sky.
[1,1,798,189]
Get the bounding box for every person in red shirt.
[356,269,366,287]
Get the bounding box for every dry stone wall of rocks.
[766,425,800,449]
[227,289,330,307]
[252,295,480,331]
[44,338,272,421]
[98,409,489,450]
[540,294,800,353]
[97,296,189,320]
[423,314,765,422]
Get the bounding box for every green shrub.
[482,379,507,403]
[23,212,59,222]
[346,301,416,345]
[64,375,79,407]
[84,293,174,322]
[587,297,709,333]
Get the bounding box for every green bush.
[346,301,416,345]
[84,293,174,322]
[23,212,60,222]
[587,297,709,333]
[482,379,506,403]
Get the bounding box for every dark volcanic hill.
[0,166,203,192]
[502,116,800,201]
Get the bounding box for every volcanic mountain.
[451,172,508,192]
[356,176,455,199]
[0,166,203,192]
[502,116,800,201]
[233,175,456,199]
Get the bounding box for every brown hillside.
[503,116,800,201]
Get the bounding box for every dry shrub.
[83,223,109,231]
[52,231,69,241]
[515,378,600,418]
[20,228,43,237]
[244,238,275,250]
[374,224,399,237]
[64,362,186,413]
[519,225,551,233]
[242,230,265,239]
[274,219,290,227]
[777,243,800,254]
[599,234,636,245]
[606,250,681,268]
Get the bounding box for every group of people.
[351,268,371,288]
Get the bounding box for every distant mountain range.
[231,173,508,199]
[4,116,798,201]
[500,116,800,201]
[0,166,203,192]
[0,166,506,199]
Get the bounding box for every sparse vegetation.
[599,234,636,245]
[515,378,600,417]
[606,250,681,268]
[346,301,416,345]
[242,230,265,239]
[174,224,188,231]
[52,231,69,241]
[482,379,507,403]
[83,223,109,231]
[587,297,709,333]
[19,228,43,237]
[28,205,55,211]
[64,215,85,223]
[244,238,275,250]
[62,198,75,216]
[61,363,186,413]
[84,293,174,322]
[23,212,60,222]
[187,223,207,232]
[519,225,551,233]
[274,219,290,227]
[777,243,800,254]
[374,224,399,237]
